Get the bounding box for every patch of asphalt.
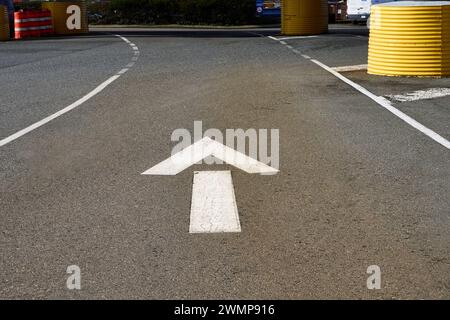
[0,29,449,299]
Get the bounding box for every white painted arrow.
[142,137,278,233]
[142,137,278,176]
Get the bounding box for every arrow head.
[142,137,278,175]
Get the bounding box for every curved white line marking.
[0,34,139,147]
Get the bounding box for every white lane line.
[386,88,450,103]
[267,36,450,150]
[310,59,450,150]
[268,36,311,58]
[332,64,368,72]
[116,35,131,44]
[276,35,318,41]
[189,171,241,233]
[0,74,120,147]
[0,34,139,147]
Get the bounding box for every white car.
[346,0,401,23]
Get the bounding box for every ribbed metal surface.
[368,1,450,77]
[42,1,88,35]
[281,0,328,36]
[0,5,9,41]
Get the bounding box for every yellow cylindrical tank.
[281,0,328,36]
[42,1,88,35]
[368,1,450,77]
[0,5,10,41]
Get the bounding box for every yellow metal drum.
[0,5,10,41]
[42,1,88,35]
[368,1,450,77]
[281,0,328,36]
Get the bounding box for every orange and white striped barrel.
[14,10,54,39]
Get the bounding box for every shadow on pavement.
[7,25,369,41]
[90,28,280,38]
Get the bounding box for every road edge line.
[310,59,450,150]
[266,35,450,150]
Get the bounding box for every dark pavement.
[0,26,448,299]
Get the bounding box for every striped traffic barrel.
[42,1,88,35]
[14,10,54,39]
[368,1,450,77]
[0,5,9,41]
[281,0,328,36]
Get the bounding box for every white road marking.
[267,37,308,57]
[189,171,241,233]
[386,88,450,102]
[332,64,368,72]
[267,35,450,150]
[143,137,278,234]
[143,137,217,175]
[310,59,450,150]
[276,35,318,41]
[0,35,139,147]
[0,74,121,147]
[142,137,278,176]
[116,35,131,44]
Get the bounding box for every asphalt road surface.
[0,26,449,299]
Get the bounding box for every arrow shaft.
[189,171,241,233]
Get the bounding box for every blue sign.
[256,0,281,17]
